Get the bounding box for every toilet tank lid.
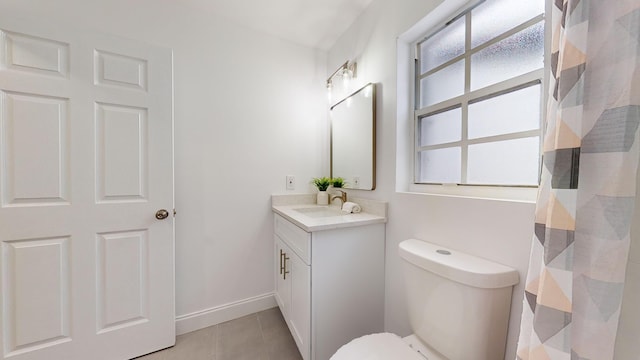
[399,239,519,289]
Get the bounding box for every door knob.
[155,209,170,220]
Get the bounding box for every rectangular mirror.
[330,83,376,190]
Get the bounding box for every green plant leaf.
[331,177,346,188]
[311,177,331,191]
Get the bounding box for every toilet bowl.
[332,333,443,360]
[330,239,519,360]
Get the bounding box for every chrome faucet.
[330,189,347,206]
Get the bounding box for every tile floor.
[135,307,302,360]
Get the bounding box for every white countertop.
[272,204,387,232]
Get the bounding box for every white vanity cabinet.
[273,213,385,360]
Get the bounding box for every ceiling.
[190,0,374,50]
[2,0,373,51]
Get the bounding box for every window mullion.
[413,44,420,183]
[461,12,472,184]
[467,130,542,145]
[413,56,420,110]
[461,105,469,184]
[418,53,466,80]
[418,129,541,152]
[414,112,421,183]
[418,141,464,152]
[416,70,543,116]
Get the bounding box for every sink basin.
[294,207,345,218]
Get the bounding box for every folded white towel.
[342,202,361,214]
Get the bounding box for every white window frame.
[399,0,550,201]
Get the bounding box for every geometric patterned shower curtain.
[516,0,640,359]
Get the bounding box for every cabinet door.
[288,252,311,359]
[274,236,290,316]
[275,235,311,360]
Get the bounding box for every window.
[414,0,545,187]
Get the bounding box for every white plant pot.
[317,191,329,205]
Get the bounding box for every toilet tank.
[398,239,519,360]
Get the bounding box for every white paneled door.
[0,18,174,360]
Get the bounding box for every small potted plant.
[312,177,331,205]
[331,177,346,188]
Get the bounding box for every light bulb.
[363,85,372,98]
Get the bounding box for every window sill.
[404,183,538,203]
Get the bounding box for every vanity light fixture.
[326,60,357,96]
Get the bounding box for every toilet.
[331,238,519,360]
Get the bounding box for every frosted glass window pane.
[420,15,466,74]
[470,22,544,91]
[471,0,544,48]
[420,59,465,107]
[467,137,539,185]
[419,108,461,146]
[468,84,541,139]
[419,147,461,183]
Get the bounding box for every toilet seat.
[330,333,427,360]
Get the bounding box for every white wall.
[1,0,327,331]
[327,1,537,358]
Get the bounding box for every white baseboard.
[175,292,277,335]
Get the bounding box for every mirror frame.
[330,82,376,190]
